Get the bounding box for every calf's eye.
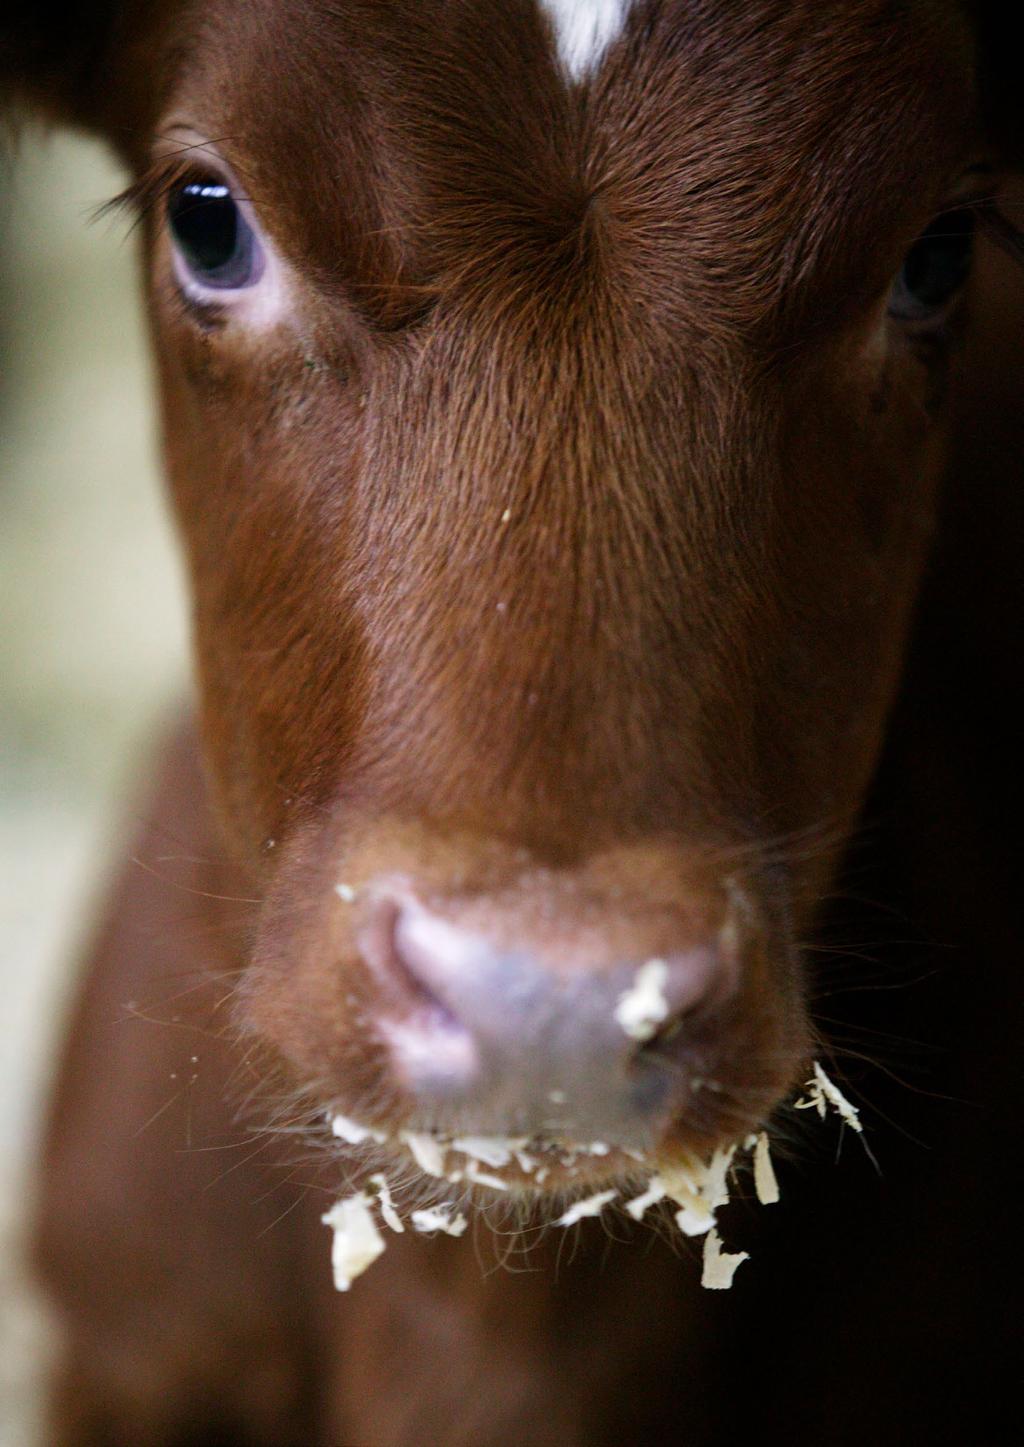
[888,209,975,323]
[167,177,263,291]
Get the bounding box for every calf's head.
[8,1,998,1182]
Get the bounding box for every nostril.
[353,887,745,1133]
[358,896,446,1019]
[357,895,480,1091]
[391,904,491,1005]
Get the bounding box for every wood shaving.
[701,1228,749,1290]
[673,1194,716,1238]
[321,1058,850,1293]
[557,1189,617,1227]
[658,1147,733,1236]
[613,959,670,1041]
[400,1131,447,1176]
[657,1161,701,1202]
[751,1131,779,1205]
[411,1205,468,1237]
[369,1174,404,1233]
[451,1136,517,1168]
[624,1180,666,1221]
[321,1193,386,1291]
[464,1162,510,1191]
[794,1062,863,1132]
[701,1145,736,1212]
[331,1113,386,1146]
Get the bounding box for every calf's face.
[105,0,982,1177]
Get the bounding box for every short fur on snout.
[8,1,1023,1443]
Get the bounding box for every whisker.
[128,853,262,905]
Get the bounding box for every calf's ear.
[1,2,172,139]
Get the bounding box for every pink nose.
[358,894,737,1146]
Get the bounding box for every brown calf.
[4,2,1023,1443]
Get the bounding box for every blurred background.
[0,128,188,1444]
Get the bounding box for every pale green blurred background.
[1,129,188,1444]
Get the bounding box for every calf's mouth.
[243,831,814,1234]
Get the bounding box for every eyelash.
[99,139,257,231]
[101,159,188,229]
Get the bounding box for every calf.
[4,2,1022,1443]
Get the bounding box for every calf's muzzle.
[355,881,744,1149]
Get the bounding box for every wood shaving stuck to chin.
[411,1204,469,1237]
[321,1057,849,1293]
[794,1062,863,1133]
[750,1131,780,1205]
[451,1135,517,1168]
[331,1113,386,1146]
[400,1131,448,1176]
[370,1174,404,1233]
[321,1193,386,1291]
[557,1189,618,1227]
[672,1194,716,1238]
[656,1145,735,1237]
[698,1144,735,1213]
[613,959,671,1041]
[624,1179,667,1221]
[701,1228,749,1290]
[463,1161,511,1191]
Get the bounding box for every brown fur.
[4,2,1022,1442]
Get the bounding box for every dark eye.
[888,209,975,323]
[167,177,263,291]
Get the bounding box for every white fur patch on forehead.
[538,0,634,81]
